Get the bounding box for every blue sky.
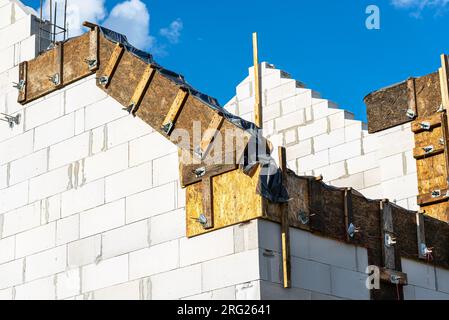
[21,0,449,122]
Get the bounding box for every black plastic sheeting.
[99,26,289,203]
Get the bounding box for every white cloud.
[160,19,183,44]
[38,0,182,54]
[103,0,154,49]
[391,0,449,16]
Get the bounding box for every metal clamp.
[99,76,109,86]
[347,223,360,239]
[193,146,203,160]
[49,73,60,86]
[406,109,416,119]
[431,190,442,198]
[123,103,138,116]
[297,210,309,225]
[12,80,26,92]
[423,145,434,154]
[161,122,174,135]
[84,58,98,70]
[385,233,397,247]
[1,113,21,129]
[420,122,431,131]
[193,167,206,178]
[390,274,402,285]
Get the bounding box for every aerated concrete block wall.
[225,63,418,210]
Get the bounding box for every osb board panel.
[414,125,444,148]
[424,215,449,267]
[21,35,95,104]
[62,32,93,85]
[364,80,410,134]
[415,72,442,118]
[416,153,447,195]
[421,202,449,222]
[186,168,262,238]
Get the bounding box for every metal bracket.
[420,122,431,131]
[13,80,26,92]
[84,58,98,70]
[193,167,206,178]
[1,113,21,129]
[385,233,397,247]
[297,210,309,225]
[49,73,60,86]
[98,76,109,86]
[347,223,360,239]
[406,109,416,119]
[161,122,175,136]
[423,145,434,154]
[431,190,442,198]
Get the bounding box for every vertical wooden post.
[440,54,449,109]
[253,32,262,128]
[278,146,291,288]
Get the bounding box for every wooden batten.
[100,43,124,88]
[411,113,442,133]
[201,176,214,229]
[87,27,99,71]
[279,147,291,289]
[17,61,27,103]
[344,188,354,242]
[161,88,189,135]
[126,64,156,115]
[198,113,224,159]
[440,54,449,109]
[380,201,397,271]
[416,212,427,260]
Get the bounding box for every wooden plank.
[417,188,449,206]
[197,113,224,159]
[344,188,354,242]
[411,113,441,133]
[180,163,238,187]
[380,200,396,270]
[279,147,291,289]
[413,145,444,159]
[161,88,189,135]
[100,43,124,88]
[126,64,156,115]
[201,176,214,229]
[407,78,417,118]
[52,42,63,88]
[87,27,99,71]
[440,112,449,185]
[416,212,427,260]
[253,32,262,128]
[17,61,27,103]
[440,54,449,109]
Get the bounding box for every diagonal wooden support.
[161,88,189,135]
[196,113,224,159]
[278,146,291,288]
[126,64,156,116]
[100,43,124,88]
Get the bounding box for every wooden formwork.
[17,24,449,299]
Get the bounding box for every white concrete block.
[74,109,85,136]
[29,165,70,203]
[290,228,310,260]
[346,152,378,175]
[0,236,14,265]
[0,287,13,300]
[56,214,79,246]
[236,81,252,100]
[202,250,260,292]
[328,111,346,131]
[0,15,31,52]
[56,269,81,300]
[0,259,23,289]
[150,208,185,245]
[15,222,56,258]
[0,109,23,143]
[0,164,6,189]
[362,134,379,154]
[436,267,449,294]
[332,172,365,191]
[2,202,40,237]
[34,113,75,151]
[379,153,404,181]
[275,110,306,132]
[403,150,417,175]
[297,150,329,172]
[152,152,178,186]
[259,280,311,300]
[344,122,363,142]
[184,285,236,300]
[17,34,37,63]
[0,3,12,29]
[329,139,362,164]
[263,102,281,122]
[330,267,369,300]
[61,179,104,217]
[233,220,259,254]
[363,167,381,188]
[105,163,152,202]
[414,286,449,300]
[236,97,255,116]
[359,184,383,199]
[65,77,107,114]
[180,227,234,267]
[126,182,176,223]
[402,258,436,290]
[129,132,176,167]
[83,143,128,183]
[49,132,89,170]
[356,247,369,273]
[313,128,345,152]
[9,149,47,185]
[315,161,347,182]
[377,128,414,158]
[84,96,126,130]
[93,280,141,300]
[266,81,298,105]
[235,281,261,300]
[309,233,357,271]
[129,240,179,280]
[79,199,125,238]
[297,118,328,140]
[291,257,331,294]
[25,246,66,282]
[284,129,297,145]
[381,174,418,202]
[90,125,107,155]
[0,46,14,74]
[286,139,312,162]
[0,130,33,165]
[25,94,64,130]
[151,264,202,300]
[102,220,149,259]
[106,115,152,149]
[15,276,56,300]
[82,255,128,293]
[0,181,29,215]
[68,235,101,268]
